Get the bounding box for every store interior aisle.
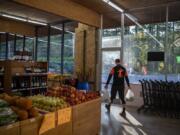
[100,104,180,135]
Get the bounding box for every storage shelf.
[13,73,47,76]
[0,60,48,95]
[12,86,48,92]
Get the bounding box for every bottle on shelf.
[0,79,2,88]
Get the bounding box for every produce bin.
[57,107,72,135]
[0,122,20,135]
[20,116,43,135]
[39,112,56,135]
[72,98,101,135]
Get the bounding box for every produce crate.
[41,107,73,135]
[20,116,43,135]
[72,98,101,135]
[39,112,56,135]
[56,107,72,135]
[0,122,20,135]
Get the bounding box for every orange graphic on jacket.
[118,69,128,77]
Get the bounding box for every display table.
[0,98,101,135]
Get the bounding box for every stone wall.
[74,23,98,90]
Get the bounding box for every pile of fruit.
[29,95,69,112]
[47,85,100,105]
[0,93,38,121]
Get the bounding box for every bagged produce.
[0,99,9,107]
[0,107,18,126]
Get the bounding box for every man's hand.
[104,85,108,89]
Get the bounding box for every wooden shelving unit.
[0,60,48,96]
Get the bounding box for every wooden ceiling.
[0,0,67,24]
[74,0,180,27]
[0,0,79,35]
[0,0,180,29]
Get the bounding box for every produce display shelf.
[12,86,48,92]
[0,97,101,135]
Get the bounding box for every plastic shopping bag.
[125,89,135,102]
[101,89,110,103]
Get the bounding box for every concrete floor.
[100,104,180,135]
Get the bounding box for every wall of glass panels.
[63,33,74,74]
[0,24,75,75]
[102,8,180,83]
[0,33,6,60]
[8,34,15,59]
[167,21,180,81]
[36,25,75,74]
[25,37,34,52]
[123,23,166,83]
[37,27,48,62]
[16,35,24,52]
[49,32,61,73]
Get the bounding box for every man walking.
[105,59,130,117]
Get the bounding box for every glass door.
[101,50,120,91]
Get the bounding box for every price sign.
[58,107,71,125]
[39,112,56,135]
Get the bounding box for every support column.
[61,22,65,74]
[14,34,17,54]
[35,26,38,61]
[96,15,103,91]
[165,6,169,81]
[23,35,26,52]
[47,25,51,71]
[121,13,125,64]
[75,23,97,90]
[5,33,9,60]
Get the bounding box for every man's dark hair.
[115,59,121,63]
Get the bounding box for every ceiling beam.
[0,17,35,37]
[13,0,101,28]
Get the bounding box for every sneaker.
[105,104,110,112]
[120,111,126,118]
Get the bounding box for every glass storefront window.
[16,35,24,51]
[63,33,74,74]
[49,34,61,73]
[8,34,15,59]
[0,33,6,60]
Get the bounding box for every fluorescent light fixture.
[102,0,163,47]
[9,33,15,36]
[2,14,26,22]
[0,12,47,26]
[51,26,75,35]
[125,13,137,22]
[27,20,47,26]
[16,34,24,37]
[102,0,124,12]
[51,26,62,30]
